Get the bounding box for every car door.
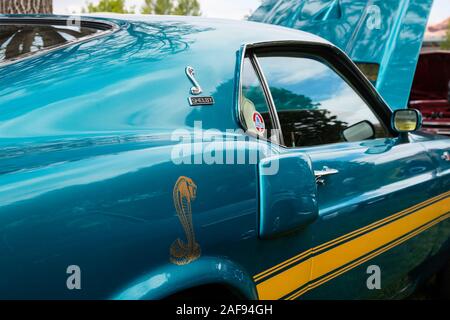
[245,45,445,300]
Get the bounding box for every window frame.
[240,52,285,145]
[236,41,396,149]
[0,17,118,67]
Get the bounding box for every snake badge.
[170,176,201,265]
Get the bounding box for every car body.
[409,51,450,136]
[0,14,449,300]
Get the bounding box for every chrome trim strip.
[250,53,284,146]
[236,44,248,132]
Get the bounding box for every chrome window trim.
[250,53,284,146]
[235,44,247,133]
[236,44,284,146]
[0,16,119,67]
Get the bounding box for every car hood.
[249,0,434,110]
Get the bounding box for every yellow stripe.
[287,212,450,300]
[256,194,450,300]
[253,191,450,282]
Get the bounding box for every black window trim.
[0,16,119,67]
[237,40,396,149]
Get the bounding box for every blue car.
[0,11,449,300]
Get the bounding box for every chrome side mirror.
[392,109,422,133]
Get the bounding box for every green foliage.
[142,0,173,15]
[141,0,201,16]
[442,24,450,50]
[173,0,201,16]
[84,0,132,14]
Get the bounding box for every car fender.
[111,256,258,300]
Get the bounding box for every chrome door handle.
[314,166,339,185]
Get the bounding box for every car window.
[0,24,99,63]
[240,57,275,140]
[256,55,388,148]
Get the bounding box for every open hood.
[249,0,434,110]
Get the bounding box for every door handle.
[314,166,339,185]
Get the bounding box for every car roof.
[0,15,331,139]
[85,13,330,46]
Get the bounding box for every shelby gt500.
[0,11,449,300]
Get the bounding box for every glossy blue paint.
[261,132,448,297]
[259,153,318,239]
[0,14,449,300]
[113,256,258,300]
[1,14,309,299]
[249,0,434,110]
[304,138,439,298]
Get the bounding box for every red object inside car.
[409,51,450,135]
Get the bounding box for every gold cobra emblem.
[170,176,201,265]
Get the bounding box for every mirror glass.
[342,121,375,142]
[393,109,420,132]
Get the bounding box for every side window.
[0,24,99,63]
[240,57,275,139]
[257,55,388,148]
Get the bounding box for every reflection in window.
[257,56,387,147]
[0,24,99,62]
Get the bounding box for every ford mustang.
[0,12,449,300]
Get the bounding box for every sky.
[54,0,450,24]
[54,0,261,19]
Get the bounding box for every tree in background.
[442,24,450,50]
[142,0,173,15]
[84,0,133,14]
[0,0,52,13]
[141,0,201,16]
[173,0,200,16]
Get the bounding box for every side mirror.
[392,109,422,133]
[342,120,375,142]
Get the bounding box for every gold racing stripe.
[255,193,450,300]
[253,191,450,283]
[287,212,450,300]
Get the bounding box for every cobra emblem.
[186,66,203,95]
[170,176,201,265]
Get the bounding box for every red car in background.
[409,51,450,135]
